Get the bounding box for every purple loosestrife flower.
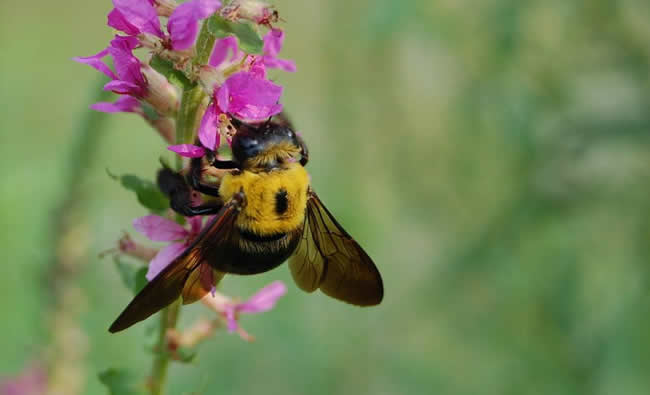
[133,214,204,280]
[108,0,165,39]
[90,95,141,114]
[0,364,46,395]
[223,281,287,332]
[259,28,296,72]
[168,0,222,50]
[193,71,283,152]
[209,36,243,69]
[74,36,179,115]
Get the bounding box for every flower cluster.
[74,0,295,154]
[77,0,294,342]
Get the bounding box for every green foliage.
[98,368,146,395]
[207,15,264,54]
[114,257,148,294]
[107,170,168,214]
[149,55,194,90]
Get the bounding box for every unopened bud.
[198,66,226,96]
[141,64,180,116]
[154,0,177,17]
[221,0,277,24]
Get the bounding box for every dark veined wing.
[109,199,239,333]
[289,190,383,306]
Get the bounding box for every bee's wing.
[289,190,383,306]
[109,199,239,333]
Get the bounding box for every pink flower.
[167,144,206,158]
[216,71,283,119]
[74,36,147,98]
[0,364,46,395]
[209,36,243,68]
[107,0,164,38]
[194,71,282,152]
[168,0,222,50]
[223,281,287,332]
[133,214,204,280]
[260,29,296,72]
[90,95,141,114]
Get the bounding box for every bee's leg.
[297,133,309,166]
[157,167,223,217]
[187,156,221,197]
[205,149,238,170]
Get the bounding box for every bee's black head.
[230,117,305,169]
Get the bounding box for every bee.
[109,116,383,332]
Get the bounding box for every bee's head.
[230,117,305,169]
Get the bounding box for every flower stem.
[148,19,216,395]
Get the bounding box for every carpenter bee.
[109,116,383,332]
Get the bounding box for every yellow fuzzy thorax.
[219,163,310,235]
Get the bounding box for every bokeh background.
[2,0,650,394]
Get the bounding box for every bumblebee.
[109,116,383,332]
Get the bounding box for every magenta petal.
[147,242,187,280]
[224,306,238,332]
[238,281,287,314]
[72,49,118,80]
[108,37,146,89]
[209,36,239,67]
[112,0,164,37]
[216,71,283,120]
[169,0,222,50]
[133,215,189,241]
[104,80,142,95]
[263,57,296,72]
[198,103,221,150]
[167,144,206,158]
[90,96,141,113]
[107,8,140,36]
[263,29,284,57]
[188,216,203,234]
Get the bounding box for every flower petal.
[188,215,204,235]
[104,80,142,95]
[209,36,240,67]
[90,96,141,113]
[237,281,287,314]
[167,144,206,158]
[147,242,187,280]
[108,36,146,91]
[168,0,222,50]
[133,215,188,241]
[198,102,221,150]
[263,28,284,57]
[112,0,164,37]
[72,49,118,80]
[216,71,283,120]
[107,8,141,36]
[224,305,238,332]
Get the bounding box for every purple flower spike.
[168,0,222,50]
[216,71,283,120]
[261,28,296,72]
[168,144,207,158]
[224,281,287,332]
[147,242,186,280]
[90,96,141,113]
[109,0,164,38]
[72,49,118,80]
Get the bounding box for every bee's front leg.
[157,167,223,217]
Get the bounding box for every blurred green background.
[2,0,650,394]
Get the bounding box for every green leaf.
[149,55,194,89]
[98,368,146,395]
[107,170,168,213]
[207,15,264,54]
[176,346,198,364]
[114,257,148,294]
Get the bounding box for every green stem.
[148,19,216,395]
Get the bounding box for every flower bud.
[221,0,277,24]
[154,0,178,17]
[198,65,226,96]
[141,64,180,116]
